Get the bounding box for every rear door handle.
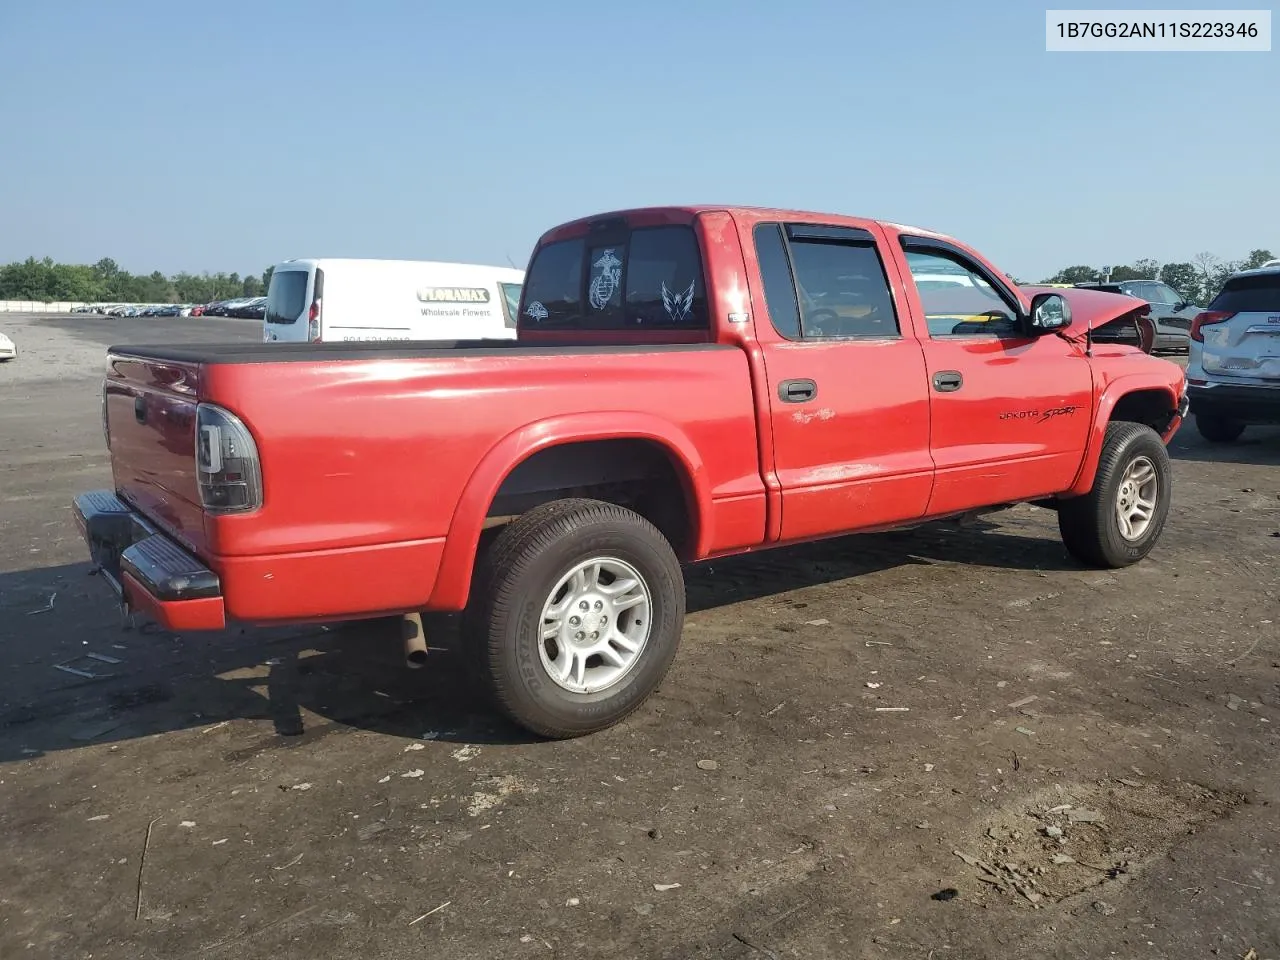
[134,396,147,423]
[779,378,817,403]
[932,371,963,393]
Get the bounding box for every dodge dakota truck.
[74,205,1188,739]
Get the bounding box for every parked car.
[1185,264,1280,441]
[1074,279,1199,353]
[0,330,16,361]
[264,259,523,343]
[74,204,1188,739]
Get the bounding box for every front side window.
[520,225,708,330]
[904,249,1022,338]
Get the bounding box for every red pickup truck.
[75,205,1188,738]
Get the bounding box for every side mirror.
[1029,292,1071,333]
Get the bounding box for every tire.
[1195,413,1245,443]
[467,498,685,739]
[1057,421,1172,569]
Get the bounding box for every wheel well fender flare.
[1066,375,1179,497]
[427,412,711,610]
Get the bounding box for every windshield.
[265,270,309,325]
[499,281,522,329]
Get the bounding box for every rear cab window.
[520,224,708,331]
[265,270,309,325]
[1210,273,1280,313]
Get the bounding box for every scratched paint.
[801,462,881,484]
[791,407,837,425]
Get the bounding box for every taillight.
[307,298,322,342]
[1189,310,1234,342]
[195,403,263,514]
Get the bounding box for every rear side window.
[754,224,801,339]
[753,223,898,339]
[1210,274,1280,313]
[521,225,708,330]
[265,270,308,325]
[790,240,898,338]
[1125,281,1177,304]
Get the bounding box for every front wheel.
[467,498,685,739]
[1057,421,1172,568]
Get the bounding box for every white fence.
[0,301,89,313]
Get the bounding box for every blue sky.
[0,0,1275,282]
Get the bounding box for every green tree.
[1159,262,1201,303]
[1106,259,1161,282]
[1046,265,1101,284]
[262,265,274,291]
[138,270,173,303]
[1109,264,1147,282]
[1241,249,1276,270]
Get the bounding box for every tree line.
[0,256,275,304]
[1041,248,1275,304]
[2,246,1275,307]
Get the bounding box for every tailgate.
[104,353,208,554]
[1201,273,1280,380]
[1201,311,1280,380]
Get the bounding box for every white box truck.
[263,258,524,343]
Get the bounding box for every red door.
[893,242,1093,516]
[750,221,934,543]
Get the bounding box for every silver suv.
[1186,265,1280,442]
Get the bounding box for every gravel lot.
[1,314,1277,960]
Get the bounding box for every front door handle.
[779,378,817,403]
[932,371,963,393]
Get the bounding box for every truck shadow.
[0,517,1083,762]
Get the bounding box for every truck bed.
[102,338,768,622]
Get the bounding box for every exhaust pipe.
[402,612,429,669]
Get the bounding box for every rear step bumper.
[72,490,226,630]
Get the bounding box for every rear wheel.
[1058,421,1172,568]
[1195,412,1246,443]
[467,498,685,739]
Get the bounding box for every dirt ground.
[1,314,1277,960]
